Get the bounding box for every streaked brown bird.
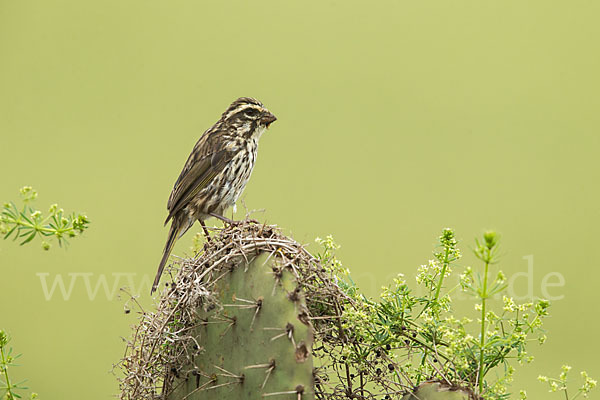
[151,97,277,293]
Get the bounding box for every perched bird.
[151,97,277,293]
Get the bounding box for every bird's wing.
[165,132,239,224]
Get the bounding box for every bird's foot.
[209,213,240,226]
[209,213,262,227]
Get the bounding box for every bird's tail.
[152,220,184,294]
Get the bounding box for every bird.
[151,97,277,293]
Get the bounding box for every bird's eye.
[244,108,259,117]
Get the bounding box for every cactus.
[167,252,314,399]
[401,382,474,400]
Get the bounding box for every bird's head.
[220,97,277,139]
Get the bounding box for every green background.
[1,0,598,398]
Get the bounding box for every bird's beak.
[261,112,277,128]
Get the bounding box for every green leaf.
[4,225,18,240]
[19,230,37,245]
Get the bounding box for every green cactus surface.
[401,382,473,400]
[168,252,314,399]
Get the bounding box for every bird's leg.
[200,220,211,241]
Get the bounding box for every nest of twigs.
[118,220,474,399]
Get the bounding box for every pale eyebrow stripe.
[224,104,265,120]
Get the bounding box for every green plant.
[316,229,582,399]
[1,187,89,399]
[0,187,89,250]
[537,365,597,399]
[0,330,38,400]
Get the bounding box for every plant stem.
[478,259,490,392]
[434,246,451,301]
[1,343,15,399]
[415,246,452,384]
[10,218,56,234]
